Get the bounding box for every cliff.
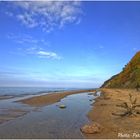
[102,51,140,88]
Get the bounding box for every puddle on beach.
[0,92,99,139]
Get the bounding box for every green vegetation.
[102,51,140,88]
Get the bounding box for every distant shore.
[86,88,140,139]
[18,89,96,106]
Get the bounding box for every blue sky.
[0,1,140,88]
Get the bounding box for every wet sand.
[0,109,29,124]
[0,95,14,100]
[0,89,95,127]
[18,89,95,106]
[0,92,96,139]
[86,88,140,139]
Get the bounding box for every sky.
[0,1,140,88]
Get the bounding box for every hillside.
[102,51,140,88]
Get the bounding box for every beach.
[0,88,140,138]
[86,88,140,139]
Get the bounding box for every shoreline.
[17,89,96,106]
[85,88,140,139]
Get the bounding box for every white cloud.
[37,51,61,60]
[7,33,49,47]
[17,12,38,28]
[9,1,82,32]
[7,33,61,60]
[20,46,62,60]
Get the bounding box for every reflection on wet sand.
[0,108,29,124]
[0,92,98,139]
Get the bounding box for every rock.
[81,122,103,134]
[59,105,66,109]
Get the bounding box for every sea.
[0,87,90,97]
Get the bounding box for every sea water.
[0,87,81,97]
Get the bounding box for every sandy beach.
[86,88,140,139]
[18,89,96,106]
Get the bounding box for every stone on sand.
[59,105,66,109]
[81,122,103,134]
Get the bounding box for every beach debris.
[112,94,140,117]
[59,104,66,109]
[81,122,103,134]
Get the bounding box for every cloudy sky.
[0,1,140,88]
